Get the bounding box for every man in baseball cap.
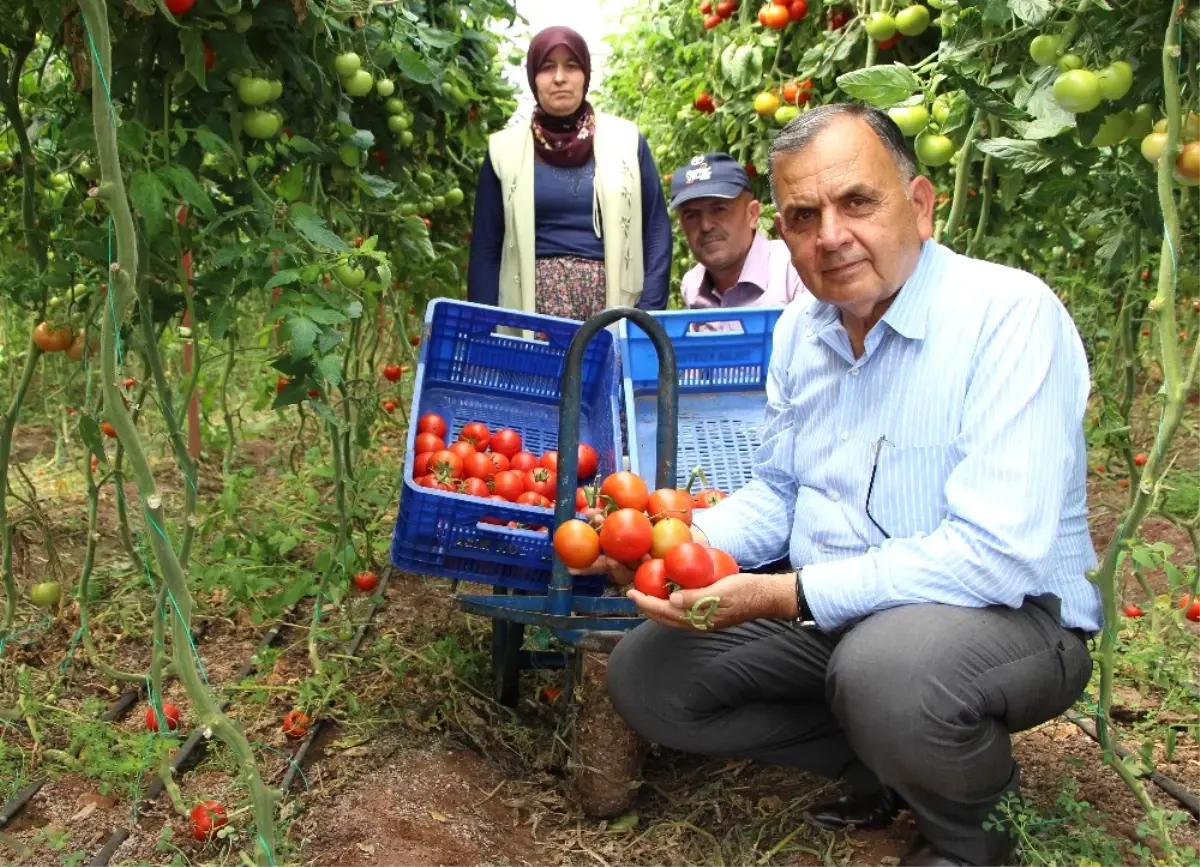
[670,153,805,326]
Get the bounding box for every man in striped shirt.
[602,104,1102,867]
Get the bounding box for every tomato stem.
[684,595,721,630]
[0,335,41,642]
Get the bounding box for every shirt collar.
[806,239,939,341]
[699,230,772,298]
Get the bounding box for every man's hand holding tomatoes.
[628,571,798,631]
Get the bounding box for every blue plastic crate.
[390,299,621,593]
[618,306,786,493]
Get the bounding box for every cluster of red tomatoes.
[553,472,736,600]
[411,412,604,531]
[759,0,807,28]
[699,0,739,29]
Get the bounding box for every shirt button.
[805,328,815,337]
[850,368,861,376]
[829,490,841,502]
[840,430,851,441]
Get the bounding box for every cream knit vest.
[487,112,645,314]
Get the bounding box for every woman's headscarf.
[526,26,596,168]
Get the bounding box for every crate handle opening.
[490,326,551,345]
[683,320,747,335]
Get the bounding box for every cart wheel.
[567,650,648,818]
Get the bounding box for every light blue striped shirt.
[691,239,1103,634]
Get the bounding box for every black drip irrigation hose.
[279,567,394,794]
[85,604,303,867]
[1066,712,1200,819]
[0,618,213,831]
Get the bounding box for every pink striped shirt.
[681,230,806,320]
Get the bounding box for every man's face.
[772,116,934,321]
[678,192,760,276]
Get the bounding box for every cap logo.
[690,155,706,166]
[685,165,712,184]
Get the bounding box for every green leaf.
[209,301,233,341]
[275,164,306,202]
[974,138,1056,173]
[1129,546,1157,570]
[835,64,921,108]
[305,306,347,325]
[195,125,234,157]
[416,25,460,50]
[285,135,317,154]
[395,47,436,84]
[1007,0,1052,24]
[287,317,319,358]
[265,269,302,291]
[129,170,169,240]
[347,128,376,149]
[951,75,1031,122]
[278,574,313,608]
[79,417,107,464]
[318,331,345,354]
[180,28,207,89]
[292,214,349,252]
[212,244,244,267]
[317,353,343,387]
[356,173,396,198]
[403,215,435,258]
[161,164,215,217]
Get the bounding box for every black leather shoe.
[900,835,1014,866]
[803,788,905,831]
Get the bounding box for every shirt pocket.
[867,443,956,540]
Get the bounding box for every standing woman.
[466,26,672,319]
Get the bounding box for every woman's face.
[534,45,586,116]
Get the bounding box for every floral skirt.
[535,256,606,322]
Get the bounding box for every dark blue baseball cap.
[669,152,752,210]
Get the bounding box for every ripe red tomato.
[459,421,491,449]
[693,489,727,509]
[428,449,464,480]
[190,800,227,842]
[276,376,289,394]
[485,452,510,474]
[877,32,901,49]
[412,452,432,476]
[516,491,552,508]
[418,413,448,438]
[381,400,397,413]
[788,0,807,20]
[577,443,599,480]
[490,428,523,458]
[524,467,557,498]
[1180,595,1200,622]
[203,41,215,71]
[460,477,491,498]
[708,547,740,580]
[828,6,850,28]
[717,0,738,16]
[510,451,539,472]
[282,709,310,739]
[492,470,526,501]
[1123,603,1144,618]
[553,519,602,569]
[762,4,790,28]
[634,559,670,599]
[383,364,402,382]
[145,702,180,732]
[647,489,693,525]
[665,542,716,589]
[704,13,722,27]
[599,508,654,563]
[1133,452,1148,467]
[448,441,476,462]
[700,0,712,11]
[414,432,444,454]
[465,451,496,481]
[100,421,118,438]
[600,471,650,512]
[650,517,692,559]
[165,0,195,14]
[540,450,559,472]
[353,570,378,592]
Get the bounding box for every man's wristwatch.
[794,568,816,627]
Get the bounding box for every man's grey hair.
[767,103,919,209]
